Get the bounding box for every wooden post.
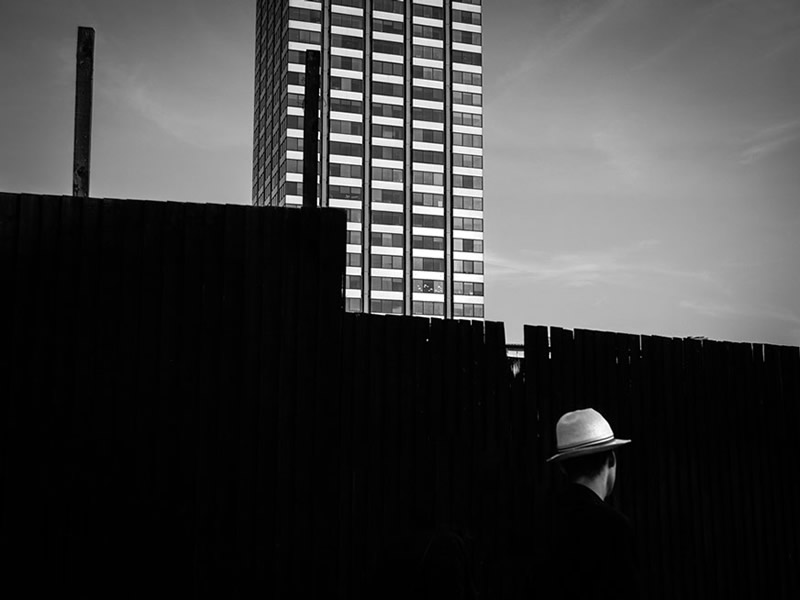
[302,50,321,209]
[73,27,95,198]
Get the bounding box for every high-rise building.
[253,0,484,319]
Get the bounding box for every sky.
[1,0,798,347]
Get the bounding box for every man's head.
[560,450,617,498]
[547,408,630,498]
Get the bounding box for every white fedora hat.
[547,408,631,463]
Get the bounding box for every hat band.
[557,434,615,452]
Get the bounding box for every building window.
[412,25,444,40]
[412,235,445,250]
[453,195,483,211]
[454,260,484,274]
[452,132,483,148]
[413,107,444,122]
[372,145,405,161]
[371,276,404,292]
[412,192,444,207]
[330,141,362,156]
[332,34,365,51]
[373,60,404,76]
[453,217,483,231]
[413,257,445,272]
[330,120,364,136]
[412,213,445,229]
[330,164,363,179]
[373,39,404,55]
[289,7,322,23]
[413,45,444,61]
[452,30,482,46]
[452,91,482,107]
[346,275,363,289]
[330,13,364,29]
[413,149,444,165]
[454,303,484,318]
[453,71,482,86]
[412,66,444,81]
[453,10,482,26]
[454,238,483,253]
[453,175,483,190]
[332,0,364,7]
[347,230,363,245]
[330,185,363,201]
[412,129,444,144]
[372,211,404,226]
[330,56,364,72]
[371,299,404,315]
[372,254,404,269]
[373,103,404,119]
[412,301,445,316]
[347,252,362,267]
[454,281,484,296]
[372,124,405,140]
[331,77,364,93]
[412,4,443,19]
[453,154,483,168]
[372,167,404,182]
[413,171,444,186]
[329,98,363,118]
[288,29,322,44]
[373,18,404,35]
[372,189,404,204]
[346,297,363,312]
[371,232,404,247]
[373,81,404,97]
[452,50,482,66]
[413,86,445,102]
[413,279,445,294]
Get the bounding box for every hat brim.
[546,438,631,463]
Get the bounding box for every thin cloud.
[493,0,626,94]
[680,299,800,328]
[485,240,714,289]
[740,119,800,164]
[98,63,250,151]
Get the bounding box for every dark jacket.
[548,483,639,600]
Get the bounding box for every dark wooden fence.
[1,192,798,599]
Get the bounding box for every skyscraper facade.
[253,0,484,319]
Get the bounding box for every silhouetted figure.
[544,408,639,600]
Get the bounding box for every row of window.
[452,30,481,46]
[413,65,443,81]
[332,12,363,29]
[345,301,485,318]
[373,166,404,182]
[372,145,404,161]
[453,91,482,106]
[374,18,403,35]
[453,154,482,168]
[455,303,484,318]
[330,164,363,179]
[453,71,482,86]
[453,132,482,148]
[372,189,403,204]
[373,60,404,77]
[453,9,482,25]
[454,260,483,274]
[413,25,443,40]
[453,111,482,127]
[453,174,483,190]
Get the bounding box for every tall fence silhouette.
[1,192,798,599]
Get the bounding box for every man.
[545,408,639,600]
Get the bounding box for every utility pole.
[302,49,321,209]
[72,26,94,197]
